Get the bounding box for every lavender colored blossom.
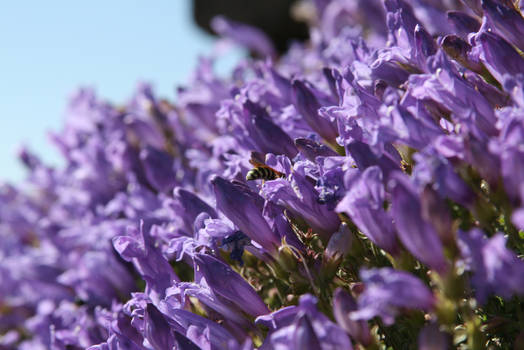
[113,222,179,303]
[211,176,280,252]
[211,16,276,58]
[260,166,341,242]
[388,171,448,272]
[4,0,524,348]
[458,229,524,303]
[446,11,480,37]
[351,268,435,325]
[482,0,524,51]
[333,288,372,346]
[336,166,399,254]
[477,31,524,84]
[291,80,339,145]
[194,254,269,317]
[257,295,352,350]
[144,304,175,350]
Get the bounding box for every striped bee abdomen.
[246,167,282,181]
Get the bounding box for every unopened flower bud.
[278,245,298,272]
[324,222,352,262]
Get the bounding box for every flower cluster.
[2,0,524,349]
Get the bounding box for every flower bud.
[278,245,298,272]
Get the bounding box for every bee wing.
[249,151,266,167]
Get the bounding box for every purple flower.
[477,31,524,84]
[173,332,202,350]
[369,55,410,87]
[144,304,175,350]
[503,74,524,108]
[315,156,349,210]
[388,172,448,273]
[171,187,217,235]
[458,229,524,303]
[324,222,352,263]
[166,281,247,326]
[412,150,474,208]
[57,250,135,307]
[383,103,443,150]
[292,314,322,349]
[194,254,269,317]
[6,0,524,348]
[242,100,298,159]
[446,11,480,37]
[113,222,179,303]
[336,166,398,254]
[161,300,240,349]
[260,167,341,242]
[294,138,338,162]
[333,288,372,346]
[346,141,401,181]
[482,0,524,51]
[291,80,339,145]
[351,268,435,325]
[211,16,276,58]
[489,110,524,204]
[409,50,497,138]
[440,35,484,74]
[257,295,352,350]
[461,0,482,15]
[211,176,280,252]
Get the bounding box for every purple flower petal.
[194,254,269,317]
[352,268,435,325]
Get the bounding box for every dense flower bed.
[2,0,524,349]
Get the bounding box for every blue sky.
[0,1,237,182]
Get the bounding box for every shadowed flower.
[388,171,448,273]
[446,11,480,37]
[194,254,269,317]
[458,229,524,303]
[144,304,175,350]
[477,31,524,84]
[482,0,524,51]
[261,167,341,242]
[351,268,435,325]
[211,15,276,58]
[211,176,281,252]
[336,166,399,254]
[333,288,372,346]
[113,222,179,303]
[256,294,352,350]
[291,80,339,145]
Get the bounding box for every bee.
[246,152,285,181]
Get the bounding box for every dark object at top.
[192,0,309,54]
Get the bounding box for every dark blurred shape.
[192,0,309,54]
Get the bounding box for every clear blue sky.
[0,1,239,182]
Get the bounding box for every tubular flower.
[4,0,524,348]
